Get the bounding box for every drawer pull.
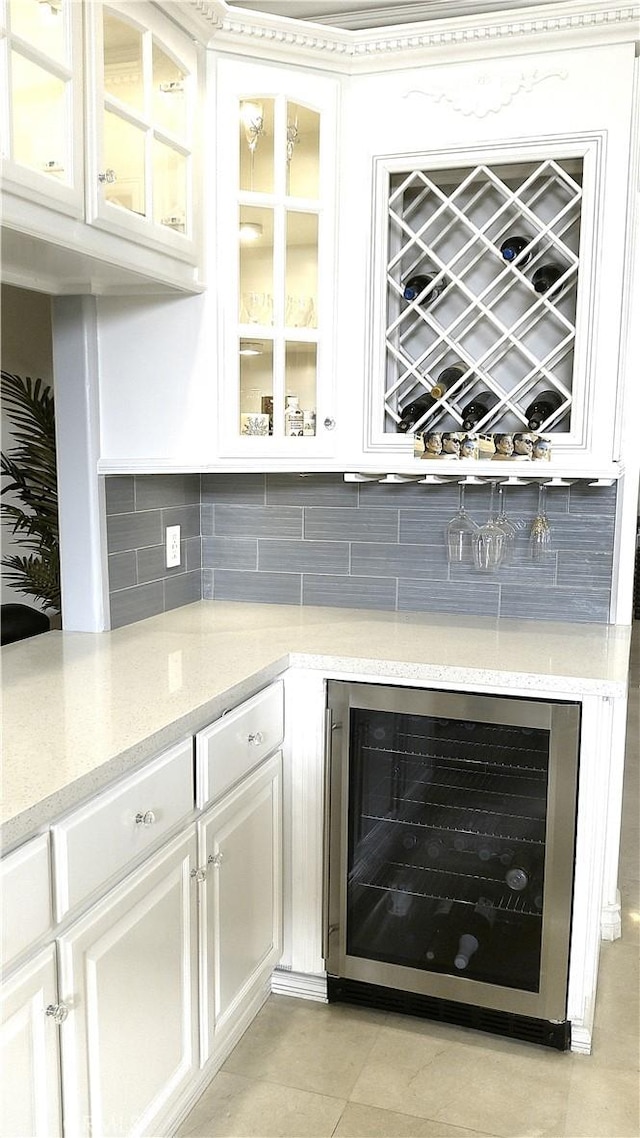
[135,810,156,826]
[248,731,264,746]
[46,1003,69,1025]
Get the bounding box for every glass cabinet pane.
[285,343,316,435]
[152,41,186,137]
[11,50,67,177]
[239,97,274,194]
[103,110,145,215]
[286,211,318,328]
[153,138,186,232]
[9,0,66,64]
[103,9,143,113]
[286,102,319,198]
[240,340,273,435]
[239,206,274,325]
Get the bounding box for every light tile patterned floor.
[176,630,640,1138]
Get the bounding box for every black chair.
[1,604,50,646]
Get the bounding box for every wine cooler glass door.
[325,684,580,1024]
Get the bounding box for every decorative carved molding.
[188,1,640,59]
[403,66,569,118]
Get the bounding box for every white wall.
[0,284,55,611]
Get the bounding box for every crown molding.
[174,0,640,66]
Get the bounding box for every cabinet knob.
[46,1003,69,1025]
[135,810,156,826]
[208,852,224,867]
[98,169,117,184]
[323,417,336,431]
[248,731,264,747]
[190,867,207,883]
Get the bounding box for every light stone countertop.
[1,600,632,851]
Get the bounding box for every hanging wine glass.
[530,482,552,561]
[446,482,479,564]
[495,484,517,566]
[473,482,505,571]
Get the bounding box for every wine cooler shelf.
[384,156,582,440]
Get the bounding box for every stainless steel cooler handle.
[322,708,341,962]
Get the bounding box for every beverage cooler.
[324,682,581,1050]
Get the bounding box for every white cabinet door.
[0,0,84,217]
[85,0,200,265]
[198,752,282,1063]
[57,830,199,1138]
[215,56,340,463]
[0,945,62,1138]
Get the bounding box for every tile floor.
[177,631,640,1138]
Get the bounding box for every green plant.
[1,370,60,613]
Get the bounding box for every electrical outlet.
[165,525,181,568]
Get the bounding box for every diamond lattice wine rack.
[383,156,582,443]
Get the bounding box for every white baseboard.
[271,967,328,1002]
[570,1023,593,1054]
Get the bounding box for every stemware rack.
[382,155,583,439]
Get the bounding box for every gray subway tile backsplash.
[105,473,617,629]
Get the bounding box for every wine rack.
[384,157,583,438]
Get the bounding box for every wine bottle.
[402,273,446,304]
[431,366,464,400]
[453,898,496,971]
[460,391,500,431]
[532,263,564,294]
[425,836,445,859]
[397,396,432,433]
[505,853,533,893]
[524,389,563,430]
[500,235,531,265]
[425,899,454,963]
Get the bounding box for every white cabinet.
[337,42,637,475]
[57,829,199,1138]
[1,0,203,293]
[84,0,200,264]
[1,832,52,969]
[0,0,84,217]
[214,57,340,462]
[196,678,284,808]
[51,737,193,921]
[0,946,63,1138]
[197,753,282,1063]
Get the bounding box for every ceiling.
[225,0,562,31]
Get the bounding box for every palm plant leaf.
[1,370,60,613]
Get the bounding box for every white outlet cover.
[165,525,181,568]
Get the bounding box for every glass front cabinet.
[0,0,84,214]
[215,59,339,459]
[85,0,199,261]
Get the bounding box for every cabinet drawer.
[1,833,53,967]
[51,738,193,921]
[196,680,284,808]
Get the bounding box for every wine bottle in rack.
[499,235,532,264]
[454,898,496,971]
[524,389,563,430]
[504,853,534,893]
[425,835,445,859]
[532,263,565,295]
[402,273,447,304]
[460,391,500,431]
[397,396,433,433]
[425,899,454,963]
[431,366,464,400]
